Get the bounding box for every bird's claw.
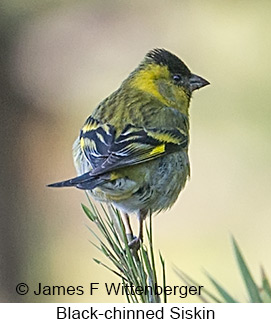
[128,236,141,252]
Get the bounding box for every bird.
[48,48,209,250]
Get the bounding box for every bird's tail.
[47,171,108,190]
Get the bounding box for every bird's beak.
[189,74,210,92]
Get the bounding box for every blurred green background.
[1,0,270,303]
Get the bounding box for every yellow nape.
[131,64,170,105]
[150,144,165,155]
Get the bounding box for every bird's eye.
[173,74,182,82]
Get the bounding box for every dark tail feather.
[47,179,76,188]
[47,171,108,190]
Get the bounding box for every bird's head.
[129,48,209,113]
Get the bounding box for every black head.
[145,48,191,77]
[143,48,209,92]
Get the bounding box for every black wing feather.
[81,122,188,176]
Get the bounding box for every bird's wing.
[79,116,116,169]
[81,120,188,176]
[49,117,188,189]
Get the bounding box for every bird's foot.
[128,236,141,252]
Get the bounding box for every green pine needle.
[205,272,237,303]
[232,236,262,303]
[176,236,270,303]
[82,193,166,303]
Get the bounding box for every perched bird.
[48,48,209,249]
